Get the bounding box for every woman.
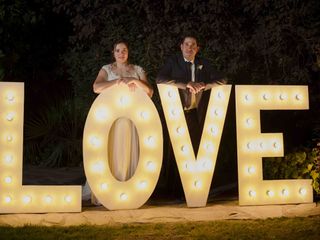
[82,41,153,205]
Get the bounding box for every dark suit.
[157,53,224,151]
[156,53,225,199]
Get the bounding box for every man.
[157,35,226,153]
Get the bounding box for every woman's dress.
[82,64,145,203]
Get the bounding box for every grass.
[0,216,319,240]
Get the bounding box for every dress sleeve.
[101,64,111,74]
[135,65,146,80]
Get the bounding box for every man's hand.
[186,82,205,94]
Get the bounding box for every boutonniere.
[197,65,203,70]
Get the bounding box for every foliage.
[264,143,320,195]
[24,93,83,167]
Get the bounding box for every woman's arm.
[93,68,121,93]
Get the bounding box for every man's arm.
[201,59,227,90]
[156,57,188,90]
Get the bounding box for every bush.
[264,143,320,196]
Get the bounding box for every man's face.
[180,37,199,61]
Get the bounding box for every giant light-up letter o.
[83,85,163,210]
[236,85,313,205]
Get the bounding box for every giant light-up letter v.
[0,82,81,213]
[158,84,231,207]
[236,85,313,205]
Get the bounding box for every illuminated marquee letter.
[0,82,81,213]
[158,84,232,207]
[83,85,163,210]
[236,85,313,205]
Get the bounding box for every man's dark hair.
[180,34,199,46]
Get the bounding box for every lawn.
[0,216,319,240]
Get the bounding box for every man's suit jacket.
[156,53,225,124]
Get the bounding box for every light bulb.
[4,176,12,184]
[249,190,256,197]
[44,195,53,203]
[262,93,270,101]
[170,108,179,118]
[89,136,102,147]
[140,111,148,120]
[247,166,256,174]
[7,134,13,142]
[138,180,147,189]
[91,161,105,173]
[181,145,189,154]
[146,161,156,171]
[259,142,264,150]
[64,195,72,203]
[279,93,286,101]
[4,155,13,164]
[295,94,302,101]
[266,190,274,197]
[167,90,176,99]
[6,135,13,142]
[119,96,129,106]
[176,126,185,135]
[183,160,194,172]
[246,142,253,150]
[273,142,279,149]
[6,92,15,102]
[145,136,155,146]
[245,118,253,127]
[213,108,221,117]
[205,142,214,153]
[299,187,307,196]
[244,94,251,101]
[120,193,128,201]
[217,91,224,99]
[6,112,14,121]
[101,183,108,190]
[95,108,108,121]
[194,180,202,189]
[22,195,32,204]
[4,196,12,203]
[209,125,218,136]
[281,189,289,197]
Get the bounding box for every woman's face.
[114,43,128,64]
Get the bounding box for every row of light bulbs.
[248,187,307,198]
[243,93,303,102]
[245,140,281,151]
[3,195,73,204]
[92,178,204,203]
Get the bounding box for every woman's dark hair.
[112,40,129,52]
